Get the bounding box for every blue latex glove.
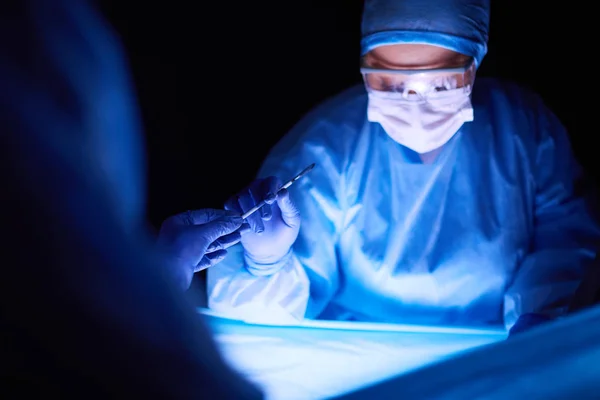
[225,176,301,276]
[157,209,247,290]
[508,313,554,337]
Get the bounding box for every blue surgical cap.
[361,0,491,67]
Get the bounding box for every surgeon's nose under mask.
[367,88,474,154]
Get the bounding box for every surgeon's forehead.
[363,44,471,70]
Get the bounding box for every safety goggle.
[360,59,475,101]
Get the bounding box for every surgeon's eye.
[431,77,457,92]
[383,84,405,93]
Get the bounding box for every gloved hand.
[157,209,247,290]
[225,176,301,276]
[508,313,553,337]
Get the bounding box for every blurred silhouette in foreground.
[0,1,262,398]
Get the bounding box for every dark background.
[97,1,596,231]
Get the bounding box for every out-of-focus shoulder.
[472,77,548,111]
[290,84,368,135]
[259,84,369,176]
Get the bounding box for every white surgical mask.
[367,88,474,154]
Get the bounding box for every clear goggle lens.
[361,60,476,101]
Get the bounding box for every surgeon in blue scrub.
[206,0,600,334]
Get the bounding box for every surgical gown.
[208,80,600,330]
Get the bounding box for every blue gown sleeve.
[207,89,362,321]
[503,94,600,329]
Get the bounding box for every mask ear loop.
[463,60,476,91]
